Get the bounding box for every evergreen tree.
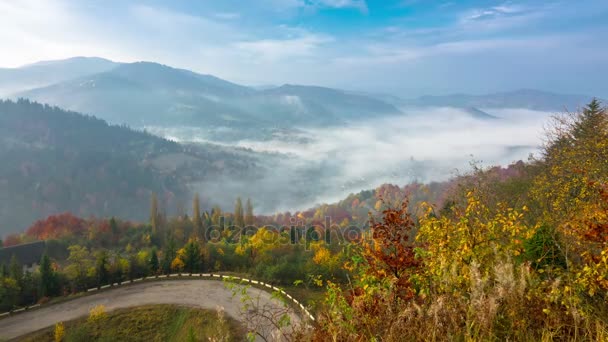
[234,197,245,228]
[162,238,177,274]
[211,206,222,226]
[245,198,254,226]
[128,254,138,281]
[9,255,22,284]
[193,193,203,239]
[149,248,160,274]
[39,254,55,298]
[572,98,606,141]
[95,251,110,288]
[183,240,201,274]
[109,217,119,239]
[150,193,159,235]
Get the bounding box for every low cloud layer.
[150,107,552,213]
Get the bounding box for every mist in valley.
[146,106,553,214]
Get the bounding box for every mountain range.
[1,57,602,132]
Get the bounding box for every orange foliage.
[363,198,420,301]
[26,213,87,240]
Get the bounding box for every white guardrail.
[0,273,316,322]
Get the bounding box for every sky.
[1,0,607,97]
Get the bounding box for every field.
[18,305,245,342]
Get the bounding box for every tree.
[150,193,159,235]
[95,251,110,288]
[162,237,177,274]
[180,240,202,274]
[193,193,203,239]
[234,197,244,228]
[149,248,159,274]
[65,245,92,291]
[109,217,119,241]
[245,198,254,226]
[362,199,420,300]
[39,254,55,298]
[9,255,22,285]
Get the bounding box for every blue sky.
[1,0,607,97]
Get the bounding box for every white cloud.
[234,33,333,62]
[214,12,241,20]
[306,0,368,13]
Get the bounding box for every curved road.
[0,279,302,340]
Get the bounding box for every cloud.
[234,33,333,62]
[150,107,552,213]
[305,0,368,13]
[214,12,241,20]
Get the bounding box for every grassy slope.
[17,305,245,342]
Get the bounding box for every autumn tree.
[234,197,245,228]
[245,198,254,226]
[65,245,93,291]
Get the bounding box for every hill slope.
[408,89,602,112]
[0,99,258,234]
[0,57,119,96]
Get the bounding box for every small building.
[0,241,46,273]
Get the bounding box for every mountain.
[408,89,602,112]
[256,84,400,123]
[0,99,259,234]
[0,57,119,96]
[17,62,258,128]
[16,60,401,130]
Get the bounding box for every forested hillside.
[0,99,259,233]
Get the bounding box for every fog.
[147,107,553,214]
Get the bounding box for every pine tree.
[9,255,22,284]
[109,217,119,241]
[95,251,110,288]
[183,240,201,274]
[245,198,254,226]
[211,206,222,226]
[234,197,244,228]
[162,238,176,274]
[572,98,606,141]
[193,193,203,239]
[39,254,54,298]
[149,248,159,274]
[150,193,159,235]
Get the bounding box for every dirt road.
[0,279,301,340]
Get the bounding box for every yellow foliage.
[54,322,65,342]
[313,247,331,265]
[88,304,108,323]
[171,257,185,271]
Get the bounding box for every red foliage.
[25,213,87,240]
[364,198,420,301]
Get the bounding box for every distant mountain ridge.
[3,57,603,130]
[0,57,119,96]
[407,89,603,112]
[13,59,401,130]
